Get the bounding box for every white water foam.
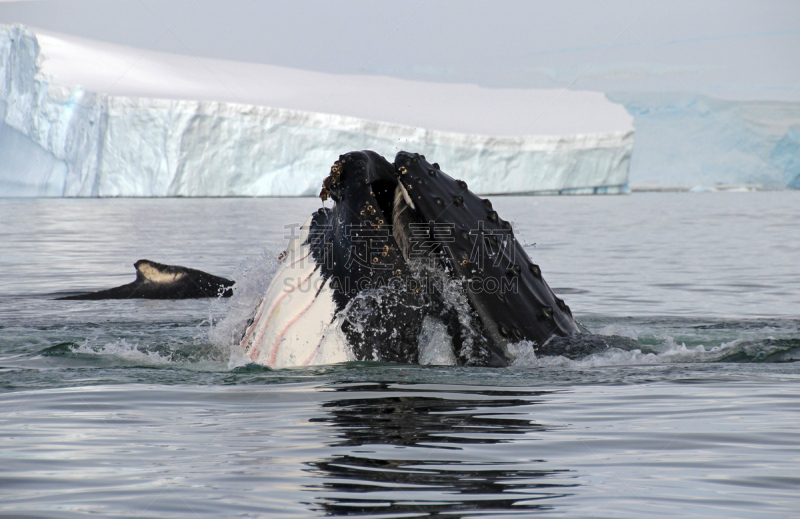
[507,334,800,368]
[56,336,227,368]
[70,338,174,365]
[417,316,457,366]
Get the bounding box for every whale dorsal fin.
[58,260,234,300]
[134,259,187,285]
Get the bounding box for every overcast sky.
[2,0,799,101]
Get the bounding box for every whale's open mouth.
[240,150,586,368]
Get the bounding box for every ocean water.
[1,192,799,518]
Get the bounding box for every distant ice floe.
[0,24,633,197]
[610,92,800,191]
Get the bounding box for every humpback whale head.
[240,150,582,368]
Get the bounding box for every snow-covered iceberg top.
[0,25,634,197]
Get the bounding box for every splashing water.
[208,248,282,368]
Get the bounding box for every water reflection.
[306,382,577,517]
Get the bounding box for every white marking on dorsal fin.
[135,260,185,284]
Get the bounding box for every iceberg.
[608,93,800,191]
[0,25,634,197]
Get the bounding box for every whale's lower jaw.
[238,220,462,369]
[239,217,354,368]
